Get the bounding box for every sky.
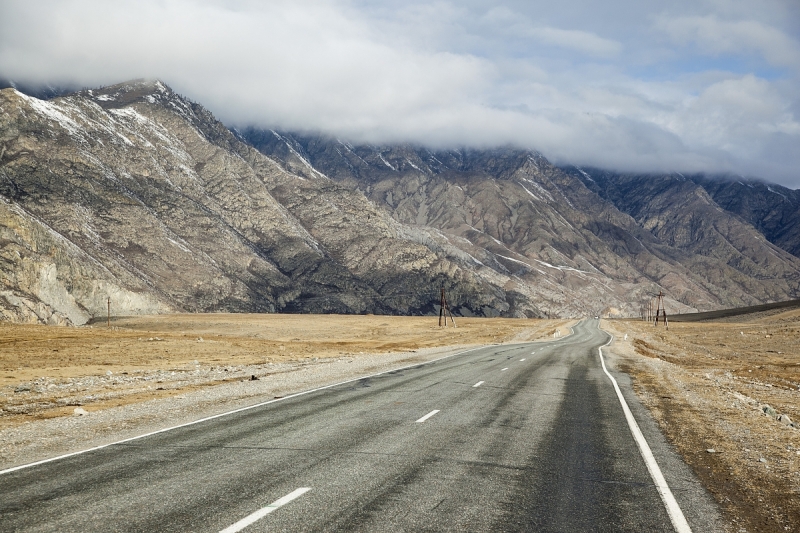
[1,0,799,186]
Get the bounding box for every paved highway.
[1,320,723,532]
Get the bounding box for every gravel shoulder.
[1,345,466,470]
[0,315,574,471]
[602,318,800,533]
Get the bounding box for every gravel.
[0,345,470,470]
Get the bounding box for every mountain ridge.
[1,79,798,324]
[242,129,800,314]
[0,80,544,323]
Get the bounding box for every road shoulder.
[598,321,729,533]
[0,344,471,471]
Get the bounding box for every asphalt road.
[0,319,724,532]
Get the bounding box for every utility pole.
[107,297,111,329]
[439,287,456,327]
[439,288,444,327]
[654,291,668,329]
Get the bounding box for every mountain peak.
[79,78,177,109]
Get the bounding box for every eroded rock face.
[243,131,800,316]
[0,81,530,322]
[564,168,800,305]
[0,192,170,325]
[673,175,800,259]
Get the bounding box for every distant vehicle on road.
[594,315,599,319]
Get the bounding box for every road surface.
[0,319,723,532]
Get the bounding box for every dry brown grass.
[604,314,800,533]
[0,313,572,428]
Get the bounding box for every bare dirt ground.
[0,314,572,431]
[603,313,800,533]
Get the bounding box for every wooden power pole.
[653,291,668,329]
[107,297,111,328]
[439,287,456,327]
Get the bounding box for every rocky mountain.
[0,80,535,324]
[563,166,800,275]
[563,168,800,281]
[1,79,798,325]
[690,176,800,259]
[241,131,800,316]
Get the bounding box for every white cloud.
[480,7,622,57]
[0,0,798,186]
[678,75,799,142]
[655,15,800,69]
[527,27,623,58]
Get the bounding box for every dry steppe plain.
[0,314,572,431]
[604,310,800,533]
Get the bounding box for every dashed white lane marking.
[520,358,526,361]
[416,410,440,423]
[597,329,692,533]
[220,487,311,533]
[501,367,509,371]
[473,381,484,388]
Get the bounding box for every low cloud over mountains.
[1,1,798,185]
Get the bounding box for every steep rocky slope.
[0,81,530,324]
[691,176,800,259]
[565,168,800,260]
[2,79,798,324]
[564,168,800,296]
[242,131,800,315]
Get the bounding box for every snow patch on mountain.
[18,91,82,136]
[379,153,397,171]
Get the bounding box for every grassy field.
[604,309,800,533]
[0,314,573,427]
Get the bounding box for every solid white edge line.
[1,345,489,476]
[597,324,692,533]
[472,381,484,388]
[219,487,311,533]
[415,409,440,423]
